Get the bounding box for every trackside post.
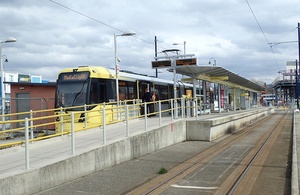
[102,106,106,145]
[71,112,75,155]
[144,102,147,131]
[25,117,29,170]
[159,101,162,126]
[126,105,129,137]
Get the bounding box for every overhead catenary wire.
[49,0,122,33]
[245,0,281,70]
[267,27,299,73]
[49,0,169,51]
[267,27,299,71]
[51,0,294,73]
[245,0,270,44]
[269,27,298,46]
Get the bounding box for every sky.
[0,0,299,84]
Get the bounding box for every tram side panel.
[54,66,200,133]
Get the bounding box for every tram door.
[139,81,151,100]
[167,84,174,99]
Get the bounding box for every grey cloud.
[0,0,298,84]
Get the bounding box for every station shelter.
[171,65,264,112]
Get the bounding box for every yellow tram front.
[54,66,116,133]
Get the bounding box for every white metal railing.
[2,97,214,170]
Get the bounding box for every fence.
[0,96,267,171]
[0,97,207,148]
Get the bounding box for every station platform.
[0,107,287,195]
[293,110,300,195]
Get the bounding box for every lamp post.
[208,58,216,66]
[114,31,135,104]
[208,58,217,110]
[173,41,186,55]
[0,37,16,118]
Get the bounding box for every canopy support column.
[218,84,221,113]
[233,88,236,111]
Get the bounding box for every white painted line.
[171,184,218,190]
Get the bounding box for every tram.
[54,65,195,133]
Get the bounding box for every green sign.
[18,74,31,83]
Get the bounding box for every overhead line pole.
[155,36,158,78]
[297,22,300,108]
[154,53,195,119]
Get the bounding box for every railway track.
[126,110,292,194]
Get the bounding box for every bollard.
[30,110,34,140]
[159,101,162,126]
[144,102,147,131]
[71,112,75,155]
[25,118,30,170]
[102,107,106,145]
[171,99,174,121]
[60,107,64,135]
[186,100,190,118]
[84,104,87,129]
[126,105,129,137]
[181,97,185,118]
[195,98,199,120]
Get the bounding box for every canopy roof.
[170,65,264,92]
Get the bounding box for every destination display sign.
[60,72,89,81]
[176,58,197,66]
[151,60,172,69]
[152,58,197,69]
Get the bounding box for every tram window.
[128,86,135,99]
[90,80,100,104]
[158,85,168,100]
[119,86,127,100]
[127,82,136,99]
[179,85,185,97]
[99,83,106,102]
[56,82,88,107]
[117,81,136,101]
[107,80,115,101]
[90,79,114,103]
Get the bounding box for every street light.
[208,58,217,109]
[173,41,186,55]
[208,58,216,66]
[0,37,16,129]
[114,31,135,104]
[2,55,8,63]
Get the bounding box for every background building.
[272,61,298,107]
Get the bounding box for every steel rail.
[225,110,290,194]
[126,112,278,195]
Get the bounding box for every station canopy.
[170,65,264,92]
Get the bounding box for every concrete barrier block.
[186,121,212,141]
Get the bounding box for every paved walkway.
[37,141,215,195]
[38,108,295,195]
[0,111,223,179]
[293,110,300,195]
[2,108,299,194]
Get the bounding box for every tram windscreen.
[56,72,90,108]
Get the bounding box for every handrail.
[0,97,268,171]
[0,97,207,149]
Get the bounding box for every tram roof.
[170,65,264,92]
